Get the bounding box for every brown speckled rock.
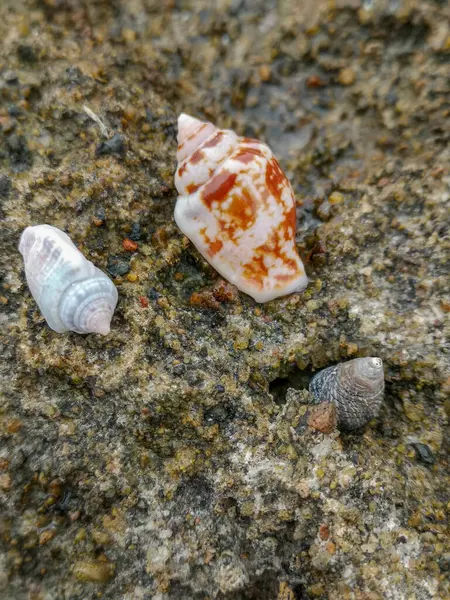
[0,1,449,599]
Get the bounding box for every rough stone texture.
[0,1,449,599]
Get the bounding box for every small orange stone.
[122,28,136,43]
[319,523,329,541]
[190,290,220,310]
[139,296,149,308]
[212,280,239,303]
[122,238,138,252]
[190,280,239,309]
[0,473,11,491]
[308,403,337,434]
[326,541,336,554]
[39,530,55,546]
[431,167,444,178]
[346,343,358,356]
[123,108,136,121]
[306,74,326,88]
[440,300,450,312]
[7,419,22,434]
[338,67,356,86]
[259,65,271,82]
[377,177,390,187]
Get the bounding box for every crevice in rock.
[216,572,308,600]
[268,368,315,406]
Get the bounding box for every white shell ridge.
[174,114,308,303]
[19,225,118,335]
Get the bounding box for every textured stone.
[0,1,448,599]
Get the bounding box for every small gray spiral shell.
[19,225,118,335]
[309,357,384,430]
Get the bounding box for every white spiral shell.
[19,225,118,335]
[174,114,308,303]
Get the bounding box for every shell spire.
[19,225,118,335]
[177,113,217,163]
[309,357,385,430]
[174,113,308,303]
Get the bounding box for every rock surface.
[0,1,449,599]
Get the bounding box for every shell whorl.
[176,113,218,163]
[309,357,384,430]
[19,225,118,335]
[174,114,308,303]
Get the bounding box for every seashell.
[309,357,384,430]
[19,224,118,335]
[174,113,308,303]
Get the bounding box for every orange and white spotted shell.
[174,114,308,303]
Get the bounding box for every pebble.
[410,442,435,465]
[93,216,104,227]
[319,523,329,541]
[328,191,344,204]
[0,473,12,491]
[147,288,160,300]
[0,117,16,134]
[317,200,332,221]
[92,211,106,230]
[403,400,423,422]
[129,222,141,241]
[96,133,126,157]
[3,70,18,83]
[308,403,337,434]
[92,530,112,546]
[408,512,422,528]
[107,256,130,277]
[122,238,138,252]
[259,65,271,82]
[306,74,326,88]
[122,28,137,43]
[7,418,22,433]
[72,559,115,583]
[39,530,55,545]
[338,67,356,86]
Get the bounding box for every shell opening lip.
[293,276,309,294]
